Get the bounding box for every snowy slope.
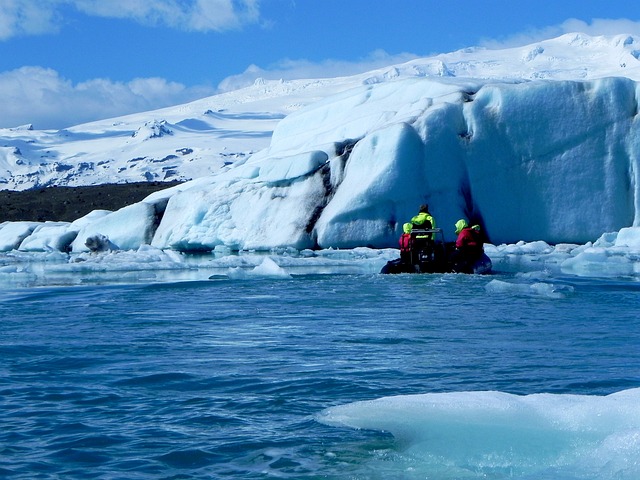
[1,32,640,191]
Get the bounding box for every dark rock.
[0,181,182,223]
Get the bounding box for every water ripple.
[1,274,639,478]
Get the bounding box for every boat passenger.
[410,204,435,235]
[411,204,436,262]
[454,219,483,262]
[456,219,482,260]
[398,222,413,264]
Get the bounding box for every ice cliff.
[2,75,640,252]
[3,41,640,253]
[147,76,640,251]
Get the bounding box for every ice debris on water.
[485,279,575,299]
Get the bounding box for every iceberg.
[69,76,640,253]
[1,37,640,283]
[317,389,640,478]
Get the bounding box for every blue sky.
[1,0,640,129]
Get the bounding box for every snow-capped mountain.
[1,32,640,191]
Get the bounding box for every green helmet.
[403,222,413,234]
[455,219,468,234]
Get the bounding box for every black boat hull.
[381,252,492,275]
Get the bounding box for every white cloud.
[0,0,62,39]
[560,18,640,36]
[0,0,261,39]
[72,0,261,31]
[479,18,640,49]
[218,50,420,92]
[0,66,216,129]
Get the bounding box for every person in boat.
[398,222,413,264]
[451,219,484,270]
[410,204,437,263]
[410,204,435,235]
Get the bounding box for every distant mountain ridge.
[1,32,639,192]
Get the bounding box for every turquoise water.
[1,272,639,479]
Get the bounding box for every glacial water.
[1,270,639,479]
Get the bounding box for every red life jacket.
[399,233,412,252]
[456,228,478,249]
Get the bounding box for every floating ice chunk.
[213,244,233,257]
[67,245,185,268]
[312,246,390,260]
[485,279,574,298]
[317,388,640,478]
[614,227,640,250]
[11,211,115,253]
[252,256,291,278]
[18,222,77,252]
[71,203,157,252]
[515,270,552,281]
[227,256,291,279]
[502,240,554,255]
[529,282,575,298]
[594,231,618,247]
[561,246,639,277]
[0,221,40,251]
[485,241,572,273]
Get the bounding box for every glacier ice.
[1,75,640,281]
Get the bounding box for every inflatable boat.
[380,228,492,275]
